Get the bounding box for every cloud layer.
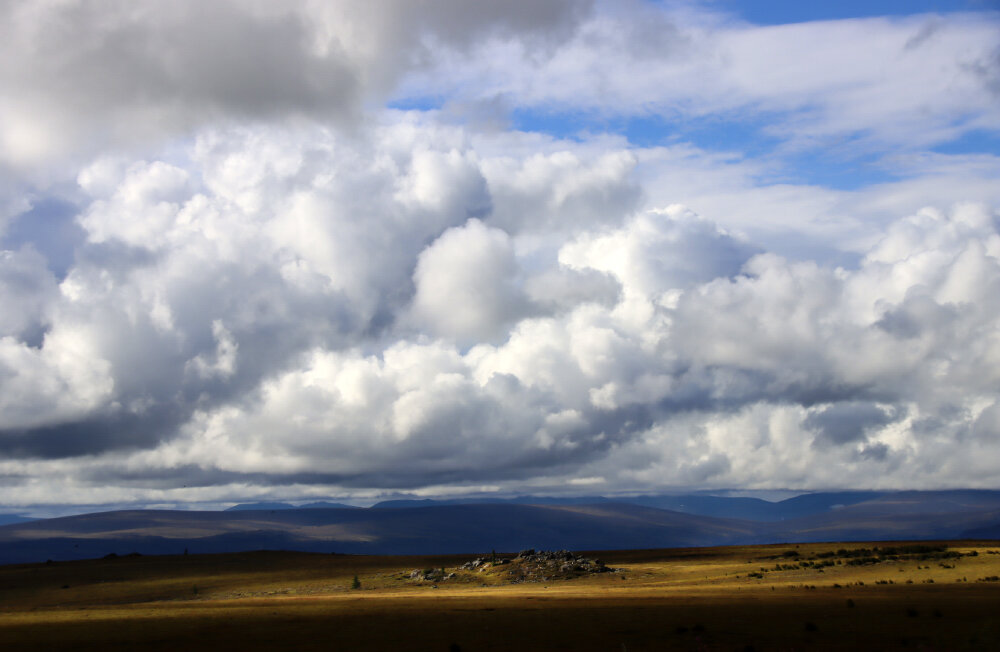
[1,1,999,509]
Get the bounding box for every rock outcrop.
[455,549,616,583]
[407,549,617,585]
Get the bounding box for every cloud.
[0,247,58,342]
[1,2,999,508]
[0,0,590,170]
[482,148,642,235]
[411,219,529,343]
[560,204,758,298]
[2,108,999,503]
[0,326,115,433]
[404,8,1000,150]
[804,402,900,447]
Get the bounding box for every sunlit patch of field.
[1,541,999,650]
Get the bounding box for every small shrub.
[351,575,361,590]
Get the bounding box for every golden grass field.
[2,541,999,651]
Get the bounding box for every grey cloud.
[972,401,1000,440]
[678,454,732,484]
[484,151,643,234]
[875,292,958,339]
[904,19,942,50]
[804,402,900,447]
[0,246,58,342]
[859,442,891,462]
[0,0,591,169]
[1,197,86,278]
[525,267,622,312]
[0,406,186,459]
[967,45,1000,96]
[654,366,888,416]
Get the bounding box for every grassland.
[2,541,999,650]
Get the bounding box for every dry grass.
[2,541,999,650]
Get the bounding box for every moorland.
[2,540,999,651]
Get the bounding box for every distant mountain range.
[0,514,34,527]
[366,491,886,521]
[224,501,359,511]
[2,490,999,565]
[227,490,886,521]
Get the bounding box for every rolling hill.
[3,490,1000,565]
[0,503,756,564]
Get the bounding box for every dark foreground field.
[2,541,999,651]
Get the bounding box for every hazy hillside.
[4,491,1000,565]
[225,501,359,511]
[0,514,34,527]
[0,503,753,564]
[764,491,1000,542]
[368,491,891,521]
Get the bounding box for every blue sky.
[507,108,906,190]
[711,0,998,23]
[389,0,1000,195]
[0,0,999,513]
[527,0,1000,191]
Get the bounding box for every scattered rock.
[469,550,617,584]
[409,568,452,582]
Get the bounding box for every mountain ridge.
[3,490,1000,565]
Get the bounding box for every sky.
[0,0,999,515]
